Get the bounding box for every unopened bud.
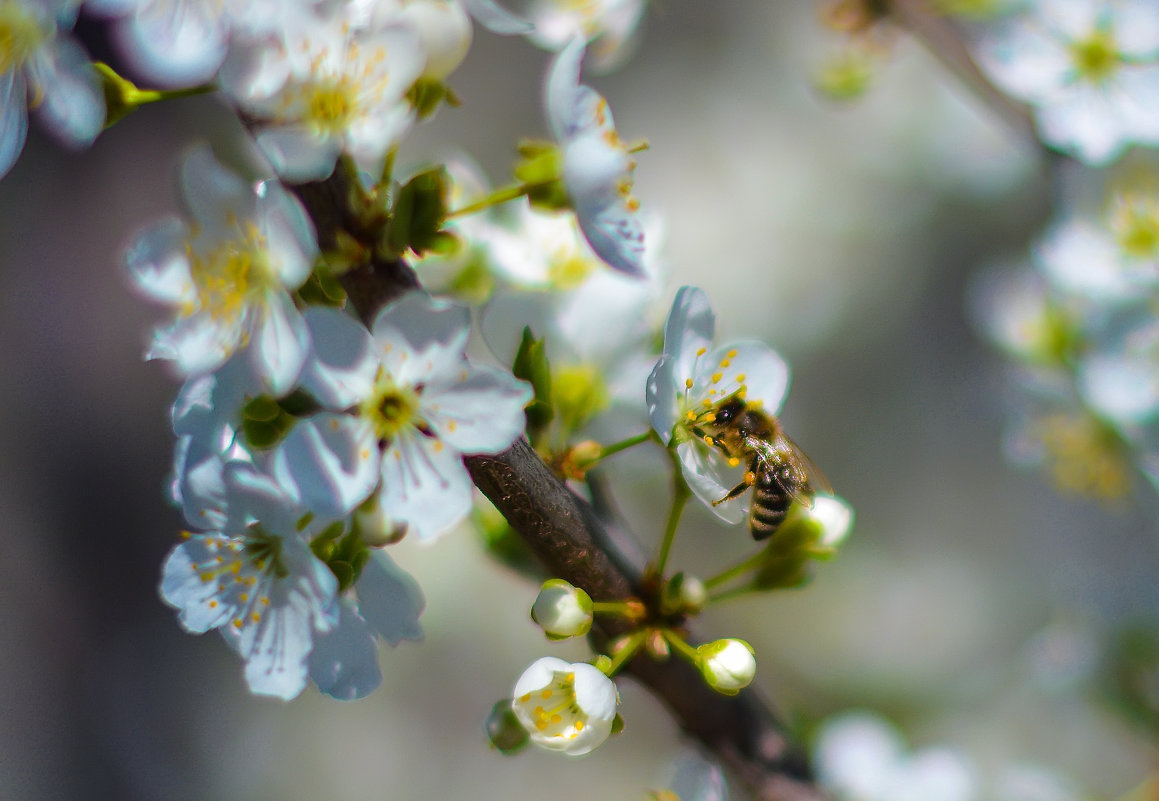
[697,638,756,696]
[531,579,594,640]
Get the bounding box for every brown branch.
[882,0,1041,146]
[287,165,826,801]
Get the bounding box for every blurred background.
[1,2,1156,800]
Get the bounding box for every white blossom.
[511,656,618,755]
[975,0,1159,164]
[299,295,531,541]
[126,145,317,394]
[646,286,790,523]
[0,0,104,179]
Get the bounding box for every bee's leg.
[711,471,757,506]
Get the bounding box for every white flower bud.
[512,657,619,755]
[531,579,594,640]
[808,495,854,549]
[400,0,473,80]
[697,638,756,696]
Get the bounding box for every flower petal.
[124,216,195,306]
[678,440,748,525]
[301,306,380,409]
[356,550,425,646]
[29,37,104,148]
[247,289,309,396]
[422,364,531,454]
[109,0,227,87]
[308,602,382,700]
[0,70,30,180]
[371,292,471,386]
[378,429,473,542]
[272,414,381,519]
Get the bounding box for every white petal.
[574,196,645,276]
[708,341,790,415]
[28,38,104,148]
[247,290,309,396]
[256,126,340,182]
[461,0,533,34]
[512,656,572,697]
[233,539,339,700]
[663,287,715,379]
[159,538,236,633]
[109,0,227,87]
[378,429,473,541]
[302,306,381,409]
[147,309,239,375]
[221,461,301,534]
[545,35,587,141]
[124,217,195,306]
[1035,219,1132,300]
[171,434,229,530]
[0,70,30,180]
[1036,87,1126,165]
[309,602,382,700]
[1079,353,1159,425]
[371,292,471,386]
[356,550,424,645]
[257,179,317,290]
[179,145,255,239]
[272,414,381,519]
[677,441,747,525]
[646,355,681,444]
[421,364,531,453]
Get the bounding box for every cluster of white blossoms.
[970,164,1159,498]
[972,0,1159,165]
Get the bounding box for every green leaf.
[512,326,553,445]
[386,167,451,256]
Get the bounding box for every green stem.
[599,431,654,459]
[702,549,768,591]
[602,630,646,677]
[661,629,701,665]
[591,600,637,618]
[447,183,529,218]
[653,451,691,578]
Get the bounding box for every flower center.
[362,373,420,442]
[0,2,45,75]
[305,78,359,135]
[1034,413,1129,500]
[187,529,286,630]
[548,248,594,289]
[1069,29,1119,84]
[188,222,274,324]
[1111,194,1159,260]
[513,670,589,741]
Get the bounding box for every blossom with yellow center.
[647,286,792,525]
[975,0,1159,165]
[511,656,619,755]
[0,0,104,180]
[223,4,427,182]
[160,463,340,700]
[127,146,317,395]
[295,295,532,542]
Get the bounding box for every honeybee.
[691,393,831,540]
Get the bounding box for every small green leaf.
[387,167,451,256]
[512,326,554,444]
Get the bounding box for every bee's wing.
[745,432,833,504]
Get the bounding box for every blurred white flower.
[526,0,646,72]
[0,0,104,180]
[511,656,619,755]
[975,0,1159,164]
[126,145,317,394]
[814,711,977,801]
[223,3,426,181]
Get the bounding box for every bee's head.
[714,398,745,425]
